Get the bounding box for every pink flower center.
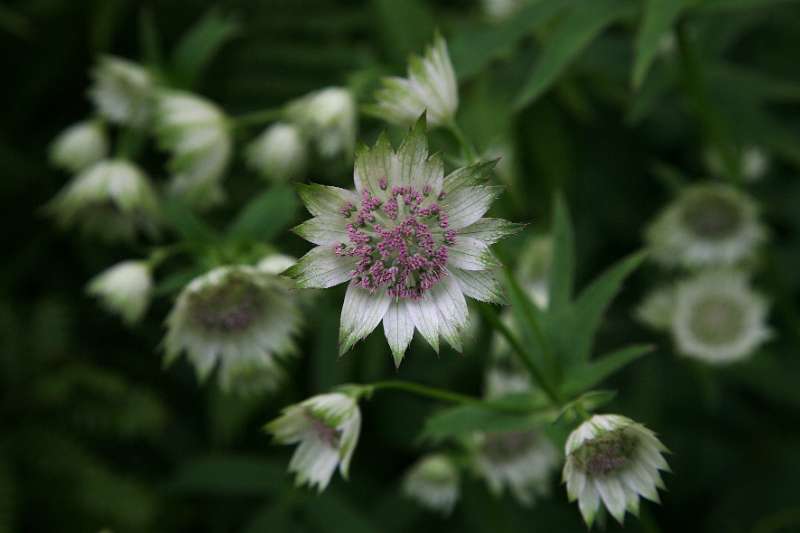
[335,181,456,299]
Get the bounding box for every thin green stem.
[368,380,481,405]
[231,108,285,129]
[446,120,479,164]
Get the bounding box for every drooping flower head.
[286,87,356,159]
[266,392,361,491]
[245,122,308,182]
[155,91,232,209]
[646,183,766,269]
[373,35,458,128]
[563,414,669,527]
[164,265,302,394]
[286,118,521,366]
[402,454,460,515]
[48,159,160,242]
[87,260,152,325]
[50,120,108,173]
[472,430,558,506]
[671,270,770,364]
[89,56,154,127]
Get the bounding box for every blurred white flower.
[481,0,525,20]
[287,87,356,159]
[402,454,460,515]
[705,145,770,183]
[246,122,308,182]
[257,253,297,275]
[564,414,669,527]
[635,285,676,331]
[164,265,302,394]
[473,430,558,506]
[156,91,232,209]
[266,392,361,491]
[50,120,108,173]
[89,56,153,127]
[374,35,458,127]
[87,260,152,325]
[671,270,770,364]
[48,159,159,241]
[646,183,766,269]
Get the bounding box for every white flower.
[89,56,153,127]
[481,0,525,20]
[285,120,522,366]
[706,146,770,183]
[164,265,302,394]
[266,392,361,491]
[287,87,356,159]
[563,414,669,527]
[635,285,676,331]
[50,120,108,172]
[257,253,297,275]
[472,430,558,506]
[156,91,232,209]
[246,122,308,182]
[374,35,458,128]
[87,260,152,325]
[671,270,770,364]
[402,454,460,515]
[646,183,766,269]
[48,159,159,241]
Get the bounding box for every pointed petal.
[443,185,502,230]
[292,216,348,246]
[430,275,468,351]
[396,117,428,188]
[578,483,600,527]
[354,133,394,195]
[284,246,356,288]
[442,160,495,194]
[407,292,440,353]
[339,282,391,355]
[447,237,500,271]
[450,268,506,304]
[297,183,358,217]
[383,300,415,367]
[597,478,627,524]
[459,218,526,245]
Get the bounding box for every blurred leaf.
[304,493,379,533]
[514,0,636,109]
[560,344,653,397]
[153,267,205,296]
[167,456,287,495]
[547,193,575,313]
[172,9,239,88]
[161,198,219,244]
[138,8,164,72]
[694,0,800,13]
[371,0,435,62]
[421,402,555,442]
[242,502,297,533]
[557,390,618,423]
[633,0,687,88]
[227,185,298,243]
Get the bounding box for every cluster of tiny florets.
[334,179,457,299]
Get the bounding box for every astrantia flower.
[286,87,356,159]
[472,430,558,506]
[156,91,232,209]
[671,270,770,364]
[563,414,669,527]
[481,0,525,20]
[373,35,458,128]
[286,119,521,366]
[402,454,460,515]
[246,122,308,182]
[635,285,676,331]
[164,265,301,393]
[50,120,108,173]
[87,260,152,325]
[89,56,153,127]
[266,392,361,491]
[48,159,159,241]
[257,253,297,275]
[646,183,766,269]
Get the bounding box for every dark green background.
[3,0,800,531]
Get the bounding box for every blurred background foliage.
[3,0,800,531]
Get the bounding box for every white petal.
[407,292,440,353]
[450,268,505,304]
[292,216,349,245]
[458,218,525,245]
[447,237,500,271]
[444,186,502,230]
[339,282,392,355]
[597,477,627,524]
[578,483,600,527]
[383,301,415,367]
[296,183,358,218]
[354,134,394,195]
[430,275,468,351]
[285,246,357,288]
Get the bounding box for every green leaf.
[153,267,204,296]
[561,344,653,397]
[449,0,572,81]
[227,185,298,242]
[547,193,575,313]
[172,9,239,88]
[514,0,636,109]
[138,9,164,73]
[694,0,800,13]
[161,198,219,244]
[304,493,380,533]
[556,390,618,423]
[166,456,287,495]
[632,0,687,88]
[421,399,555,443]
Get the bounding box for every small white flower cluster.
[641,182,771,364]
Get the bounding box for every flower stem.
[368,380,482,405]
[446,120,479,164]
[232,108,285,129]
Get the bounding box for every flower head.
[402,454,460,515]
[89,56,154,127]
[374,35,458,127]
[646,183,766,269]
[472,430,558,506]
[287,87,356,159]
[156,91,232,209]
[246,122,308,182]
[266,392,361,491]
[671,270,770,364]
[286,119,521,365]
[635,285,676,331]
[50,120,108,173]
[48,159,159,241]
[564,414,669,527]
[87,260,152,325]
[164,265,302,394]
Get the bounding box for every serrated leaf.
[547,193,575,313]
[632,0,687,88]
[421,401,555,443]
[172,9,239,88]
[514,0,636,109]
[166,456,286,495]
[227,185,298,242]
[561,344,653,397]
[161,198,219,244]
